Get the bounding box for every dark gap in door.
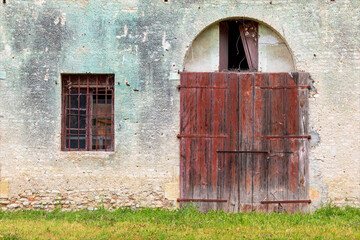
[228,21,249,71]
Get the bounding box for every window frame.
[219,20,259,72]
[61,74,115,152]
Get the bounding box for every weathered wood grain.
[179,72,309,213]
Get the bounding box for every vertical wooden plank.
[189,73,199,208]
[180,72,198,205]
[179,72,186,205]
[210,73,225,211]
[207,77,216,210]
[223,73,239,212]
[297,72,310,213]
[219,22,229,72]
[276,73,288,213]
[196,73,212,211]
[215,73,228,211]
[261,74,275,212]
[267,73,285,212]
[238,73,254,212]
[239,22,259,71]
[252,73,268,212]
[283,73,300,213]
[277,73,290,213]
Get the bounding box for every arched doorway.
[178,19,310,213]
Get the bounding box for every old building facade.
[0,0,359,211]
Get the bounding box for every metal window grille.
[61,74,114,151]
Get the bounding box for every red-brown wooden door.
[179,72,310,213]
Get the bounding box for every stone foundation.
[1,189,175,211]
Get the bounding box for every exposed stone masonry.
[1,189,174,211]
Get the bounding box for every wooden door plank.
[283,73,300,213]
[239,22,259,71]
[252,73,269,212]
[219,22,229,71]
[238,73,254,212]
[267,73,286,212]
[296,72,310,213]
[181,72,198,204]
[196,73,212,211]
[211,73,227,211]
[179,72,186,204]
[223,73,239,212]
[213,73,228,210]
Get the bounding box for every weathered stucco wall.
[0,0,359,211]
[258,24,295,72]
[184,23,220,72]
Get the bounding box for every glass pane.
[106,138,112,150]
[70,95,78,108]
[92,136,105,150]
[79,94,86,109]
[66,95,70,108]
[79,135,86,149]
[65,135,86,149]
[95,94,105,104]
[69,110,78,115]
[70,138,78,149]
[93,91,112,105]
[66,111,87,129]
[67,91,87,109]
[69,115,78,128]
[65,115,75,128]
[79,115,86,129]
[92,137,97,150]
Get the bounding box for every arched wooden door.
[178,72,310,213]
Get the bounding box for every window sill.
[59,150,115,157]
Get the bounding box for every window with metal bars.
[61,74,114,151]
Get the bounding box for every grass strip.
[0,204,358,239]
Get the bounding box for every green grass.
[0,204,358,239]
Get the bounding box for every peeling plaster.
[60,13,66,25]
[116,25,128,39]
[162,32,171,51]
